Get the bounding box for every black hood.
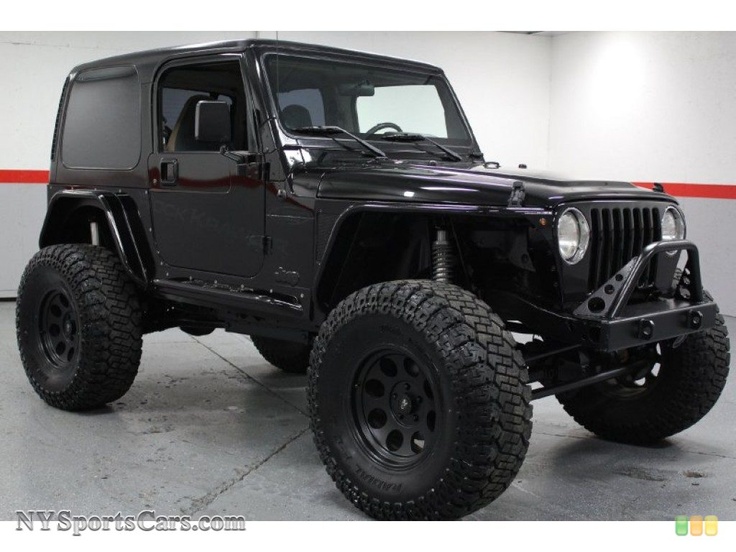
[314,161,675,209]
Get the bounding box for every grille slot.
[588,206,661,289]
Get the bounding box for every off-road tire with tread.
[308,280,532,520]
[557,314,730,444]
[251,335,310,374]
[16,244,143,411]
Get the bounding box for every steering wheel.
[364,122,403,137]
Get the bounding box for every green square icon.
[676,516,689,536]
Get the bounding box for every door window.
[158,60,247,152]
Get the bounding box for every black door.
[149,55,264,278]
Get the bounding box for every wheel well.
[316,212,433,310]
[317,212,437,310]
[315,210,560,318]
[40,194,152,287]
[41,204,115,249]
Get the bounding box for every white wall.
[548,32,736,314]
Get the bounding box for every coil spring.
[432,229,455,283]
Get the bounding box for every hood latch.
[508,180,526,207]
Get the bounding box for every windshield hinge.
[508,180,526,207]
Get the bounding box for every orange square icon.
[705,515,718,536]
[689,515,703,536]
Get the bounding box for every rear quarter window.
[61,66,141,170]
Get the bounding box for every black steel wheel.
[598,343,664,400]
[353,348,441,467]
[36,287,81,388]
[16,244,143,411]
[308,280,532,520]
[558,313,730,444]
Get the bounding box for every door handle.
[160,159,178,186]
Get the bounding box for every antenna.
[276,30,280,110]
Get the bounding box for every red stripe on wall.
[0,170,49,184]
[634,182,736,200]
[1,170,736,199]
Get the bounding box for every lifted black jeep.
[17,40,730,520]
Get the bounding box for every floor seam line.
[192,336,309,417]
[184,425,310,516]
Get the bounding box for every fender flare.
[40,190,151,287]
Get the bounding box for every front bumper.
[572,240,717,352]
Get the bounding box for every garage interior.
[0,31,734,521]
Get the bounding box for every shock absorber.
[432,228,456,283]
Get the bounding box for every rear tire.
[308,280,532,520]
[251,335,310,374]
[16,244,143,411]
[180,326,214,337]
[558,314,730,444]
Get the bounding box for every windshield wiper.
[292,126,387,159]
[379,133,464,162]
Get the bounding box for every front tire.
[558,314,730,444]
[16,244,143,411]
[308,280,532,520]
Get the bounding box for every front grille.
[588,206,662,289]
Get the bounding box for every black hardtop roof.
[70,39,444,80]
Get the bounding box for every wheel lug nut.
[404,383,410,390]
[392,393,397,399]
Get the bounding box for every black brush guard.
[572,239,717,352]
[522,240,717,400]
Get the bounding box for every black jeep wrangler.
[16,39,730,520]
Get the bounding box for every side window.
[158,60,247,152]
[276,88,325,130]
[61,66,141,169]
[356,85,448,138]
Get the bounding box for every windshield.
[264,54,472,148]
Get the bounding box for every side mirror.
[195,100,232,143]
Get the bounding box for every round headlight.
[557,208,590,264]
[661,206,686,241]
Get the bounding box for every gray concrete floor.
[1,300,734,521]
